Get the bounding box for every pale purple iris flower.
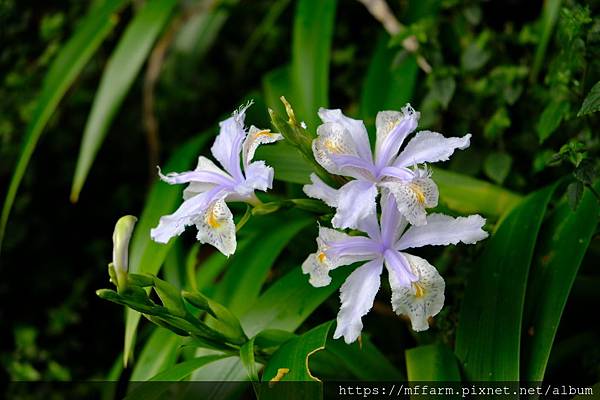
[302,194,488,343]
[151,102,282,256]
[304,105,471,229]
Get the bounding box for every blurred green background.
[1,0,599,393]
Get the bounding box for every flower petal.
[381,177,438,226]
[394,131,471,168]
[313,122,374,179]
[396,213,488,250]
[331,180,378,230]
[389,253,445,332]
[195,198,236,256]
[303,173,339,208]
[211,103,251,180]
[317,226,379,267]
[302,253,333,287]
[242,125,283,167]
[317,108,373,163]
[243,160,274,193]
[383,249,418,287]
[151,187,225,243]
[379,193,408,247]
[333,258,383,344]
[374,104,419,168]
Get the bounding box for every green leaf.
[567,181,584,210]
[455,183,558,381]
[521,183,600,381]
[577,80,600,117]
[360,33,418,135]
[406,344,461,381]
[432,167,522,219]
[537,100,569,143]
[0,0,128,249]
[124,355,229,400]
[483,152,513,184]
[325,335,403,381]
[530,0,563,82]
[129,327,181,381]
[211,210,312,316]
[255,142,315,184]
[124,132,211,366]
[291,0,337,130]
[241,267,350,337]
[71,0,177,201]
[260,321,333,400]
[240,337,259,397]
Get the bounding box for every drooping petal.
[302,253,333,287]
[394,131,471,168]
[389,253,445,332]
[331,180,378,230]
[317,108,373,163]
[383,249,418,287]
[151,187,226,243]
[313,122,374,180]
[242,125,283,167]
[303,173,339,208]
[195,198,237,256]
[211,103,252,180]
[381,177,438,226]
[396,213,488,250]
[374,104,419,169]
[333,258,383,344]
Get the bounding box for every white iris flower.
[302,194,488,343]
[151,102,282,256]
[304,105,471,228]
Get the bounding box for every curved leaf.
[0,0,128,249]
[522,183,600,381]
[71,0,178,201]
[129,327,181,381]
[406,344,460,381]
[455,183,558,381]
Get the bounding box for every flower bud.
[111,215,137,291]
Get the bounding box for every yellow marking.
[254,129,272,138]
[413,282,426,298]
[324,139,340,153]
[410,183,426,204]
[306,346,325,382]
[206,208,221,228]
[269,368,290,387]
[317,252,327,263]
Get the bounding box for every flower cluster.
[301,106,488,343]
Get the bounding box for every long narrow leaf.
[0,0,128,249]
[522,183,600,381]
[129,327,181,381]
[124,132,211,366]
[291,0,337,130]
[455,183,558,381]
[71,0,178,201]
[406,344,461,381]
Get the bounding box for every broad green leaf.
[577,80,600,117]
[124,355,229,400]
[71,0,177,201]
[255,142,315,184]
[124,132,211,366]
[433,167,522,218]
[360,33,418,136]
[212,210,312,315]
[455,183,558,381]
[483,152,513,184]
[241,267,351,337]
[262,66,293,116]
[530,0,563,82]
[325,335,403,381]
[291,0,337,130]
[130,327,181,381]
[406,344,460,381]
[0,0,128,249]
[537,100,569,143]
[261,321,333,400]
[521,183,600,381]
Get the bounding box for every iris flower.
[302,194,488,343]
[304,105,471,228]
[151,103,282,256]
